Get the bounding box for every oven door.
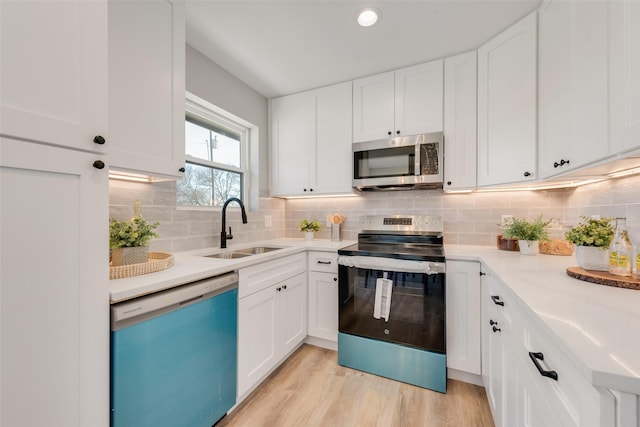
[337,256,445,354]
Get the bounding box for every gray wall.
[185,44,270,196]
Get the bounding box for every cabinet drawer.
[307,251,338,273]
[515,309,609,427]
[239,253,307,298]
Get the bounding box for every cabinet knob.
[93,135,105,145]
[480,272,486,276]
[92,160,105,170]
[489,319,498,326]
[492,325,501,333]
[554,161,560,168]
[523,171,531,177]
[303,188,307,192]
[276,287,282,292]
[283,285,287,290]
[387,131,392,136]
[396,130,400,135]
[178,167,186,173]
[447,181,452,186]
[561,159,569,166]
[309,188,313,192]
[333,277,337,282]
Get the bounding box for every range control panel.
[359,215,443,233]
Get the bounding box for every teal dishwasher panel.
[111,287,237,427]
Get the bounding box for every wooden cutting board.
[566,267,640,290]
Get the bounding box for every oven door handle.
[337,255,445,274]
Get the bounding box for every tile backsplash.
[109,174,640,252]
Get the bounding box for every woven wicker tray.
[110,252,174,280]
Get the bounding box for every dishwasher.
[111,272,238,427]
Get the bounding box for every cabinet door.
[237,286,278,397]
[353,71,395,142]
[0,1,107,152]
[610,1,640,155]
[279,273,307,356]
[108,0,185,178]
[538,0,609,178]
[445,261,481,375]
[0,138,109,427]
[270,92,313,196]
[516,350,563,427]
[444,52,477,190]
[311,82,353,194]
[478,12,537,186]
[395,60,444,136]
[307,271,339,342]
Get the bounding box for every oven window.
[338,265,445,353]
[354,146,415,179]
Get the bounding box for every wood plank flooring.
[218,344,494,427]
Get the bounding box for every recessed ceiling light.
[357,8,380,27]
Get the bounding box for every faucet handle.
[227,226,233,240]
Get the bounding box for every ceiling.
[185,0,541,99]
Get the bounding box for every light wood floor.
[218,344,494,427]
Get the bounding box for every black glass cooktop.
[338,241,445,262]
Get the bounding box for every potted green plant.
[298,219,321,240]
[564,216,614,271]
[501,215,552,255]
[109,216,160,266]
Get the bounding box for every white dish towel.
[373,273,393,322]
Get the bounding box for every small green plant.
[502,215,552,241]
[298,219,321,233]
[109,217,160,249]
[564,216,614,248]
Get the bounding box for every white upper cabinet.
[108,0,185,178]
[477,12,538,186]
[270,82,353,197]
[538,0,609,179]
[444,51,477,190]
[0,0,108,152]
[609,1,640,155]
[353,60,443,142]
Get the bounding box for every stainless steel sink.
[204,252,252,259]
[233,246,282,255]
[203,246,283,259]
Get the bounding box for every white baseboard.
[447,367,484,386]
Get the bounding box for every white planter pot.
[574,245,609,271]
[111,245,149,266]
[518,240,539,255]
[304,231,315,241]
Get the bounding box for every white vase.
[518,240,539,255]
[304,231,314,241]
[574,245,609,271]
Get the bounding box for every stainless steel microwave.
[352,132,443,191]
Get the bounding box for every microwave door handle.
[415,143,421,176]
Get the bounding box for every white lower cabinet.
[445,260,481,375]
[237,255,307,399]
[307,251,339,343]
[481,263,615,427]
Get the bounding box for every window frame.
[180,92,253,209]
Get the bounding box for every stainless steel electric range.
[337,215,446,393]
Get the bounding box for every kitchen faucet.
[220,197,248,248]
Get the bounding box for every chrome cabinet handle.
[529,352,558,381]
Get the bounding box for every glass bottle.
[609,217,632,277]
[131,200,142,221]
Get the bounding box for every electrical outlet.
[264,215,272,228]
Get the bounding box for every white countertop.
[446,244,640,395]
[109,238,355,304]
[110,239,640,395]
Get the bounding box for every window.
[178,95,251,208]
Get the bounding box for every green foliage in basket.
[298,218,321,232]
[501,215,552,241]
[109,217,160,249]
[564,216,614,248]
